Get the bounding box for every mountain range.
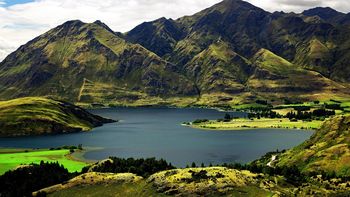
[1,0,350,106]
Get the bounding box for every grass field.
[0,149,88,174]
[191,118,324,130]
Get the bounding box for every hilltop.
[0,97,115,137]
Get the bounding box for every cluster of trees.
[247,110,282,119]
[83,157,174,177]
[216,114,239,122]
[192,119,209,124]
[49,144,83,151]
[49,144,83,153]
[0,161,76,197]
[284,99,303,105]
[325,103,342,110]
[286,109,335,120]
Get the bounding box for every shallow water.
[0,107,313,167]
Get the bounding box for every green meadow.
[0,149,87,175]
[191,118,323,131]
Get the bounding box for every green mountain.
[0,20,196,104]
[1,0,350,106]
[277,115,350,177]
[0,97,115,137]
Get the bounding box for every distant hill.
[277,115,350,177]
[0,97,115,137]
[1,0,350,106]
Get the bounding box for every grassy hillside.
[184,41,251,95]
[34,166,350,196]
[36,167,274,196]
[248,49,348,101]
[277,115,350,177]
[0,97,115,137]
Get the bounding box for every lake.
[0,107,313,167]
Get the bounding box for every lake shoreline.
[67,146,103,164]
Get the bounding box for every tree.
[224,113,231,120]
[191,162,197,168]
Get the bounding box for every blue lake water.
[0,107,313,167]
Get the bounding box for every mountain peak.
[303,7,345,20]
[61,20,85,27]
[93,20,115,33]
[217,0,266,12]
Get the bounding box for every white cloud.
[0,0,349,61]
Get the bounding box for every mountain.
[302,7,350,26]
[1,0,350,106]
[0,97,115,137]
[277,115,350,177]
[0,20,197,103]
[126,0,350,81]
[126,17,185,57]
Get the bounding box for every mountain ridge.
[1,0,350,106]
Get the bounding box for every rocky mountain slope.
[1,0,350,105]
[0,97,115,137]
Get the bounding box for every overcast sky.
[0,0,349,61]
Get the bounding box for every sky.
[0,0,349,61]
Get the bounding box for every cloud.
[0,0,349,61]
